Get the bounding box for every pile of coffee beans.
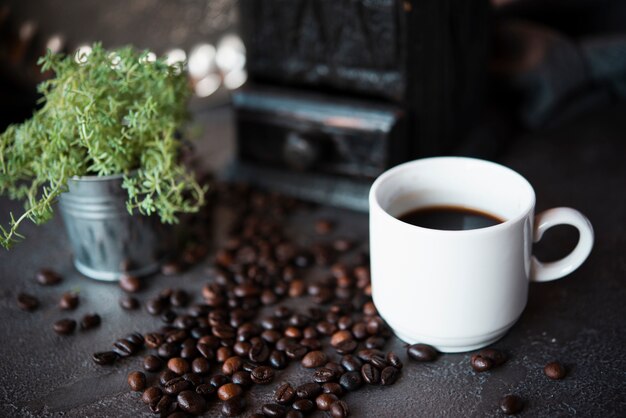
[88,185,403,416]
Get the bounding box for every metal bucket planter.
[58,173,169,281]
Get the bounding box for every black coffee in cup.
[398,205,504,231]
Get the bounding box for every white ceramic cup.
[369,157,594,353]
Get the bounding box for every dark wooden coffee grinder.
[233,0,489,210]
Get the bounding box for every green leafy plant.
[0,42,206,248]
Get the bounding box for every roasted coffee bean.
[479,348,507,366]
[274,383,296,404]
[544,361,566,380]
[270,350,288,369]
[142,386,162,404]
[127,371,146,391]
[356,349,384,362]
[330,330,353,347]
[161,310,177,324]
[92,351,118,365]
[292,399,314,412]
[386,352,403,369]
[316,393,338,411]
[231,370,253,387]
[181,344,200,360]
[146,298,166,315]
[53,318,76,335]
[286,411,304,418]
[119,274,141,293]
[500,394,523,415]
[144,332,164,349]
[251,366,274,384]
[168,357,190,375]
[285,343,308,360]
[222,356,243,375]
[195,383,216,396]
[301,350,327,368]
[59,292,79,310]
[183,372,204,387]
[369,355,389,370]
[335,339,357,354]
[120,295,140,310]
[332,238,352,253]
[218,383,243,401]
[233,341,252,357]
[212,324,236,339]
[163,377,191,395]
[80,313,100,330]
[113,338,138,357]
[295,382,322,399]
[177,390,207,415]
[174,314,197,330]
[17,293,39,311]
[361,363,380,384]
[407,344,438,362]
[470,355,493,372]
[330,400,350,418]
[192,357,210,374]
[153,394,174,414]
[125,332,144,346]
[365,336,385,349]
[351,323,368,340]
[300,338,322,351]
[158,342,180,359]
[313,367,337,383]
[167,412,189,418]
[159,370,178,385]
[221,395,246,417]
[262,403,287,417]
[284,326,302,339]
[144,355,163,372]
[249,340,270,363]
[322,382,343,396]
[242,361,257,373]
[209,374,230,387]
[315,219,334,234]
[341,355,362,372]
[380,366,400,385]
[170,289,189,307]
[196,343,215,360]
[36,269,62,285]
[339,371,363,392]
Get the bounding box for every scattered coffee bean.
[163,377,191,395]
[59,292,79,310]
[470,354,493,372]
[53,318,76,335]
[222,395,246,416]
[386,352,403,369]
[339,371,363,392]
[302,350,327,368]
[381,366,400,385]
[316,393,338,411]
[191,357,210,374]
[113,338,138,357]
[292,399,314,412]
[127,371,146,391]
[75,315,97,332]
[159,370,178,385]
[479,348,507,366]
[36,269,62,285]
[251,366,274,384]
[500,394,523,415]
[544,361,566,380]
[330,400,350,418]
[296,382,322,399]
[168,357,190,375]
[315,219,334,235]
[120,296,140,310]
[262,403,288,417]
[218,383,243,401]
[231,370,253,387]
[17,293,39,311]
[274,383,296,404]
[143,355,163,372]
[313,367,337,383]
[119,274,141,293]
[142,386,162,404]
[286,410,304,418]
[322,382,343,396]
[92,351,118,365]
[177,389,207,415]
[195,383,216,396]
[361,363,381,384]
[407,344,438,362]
[341,355,363,372]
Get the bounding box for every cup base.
[388,319,517,353]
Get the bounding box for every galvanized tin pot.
[58,173,169,281]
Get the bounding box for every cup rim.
[369,156,536,234]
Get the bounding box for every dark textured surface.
[1,105,626,417]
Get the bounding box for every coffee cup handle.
[531,207,594,282]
